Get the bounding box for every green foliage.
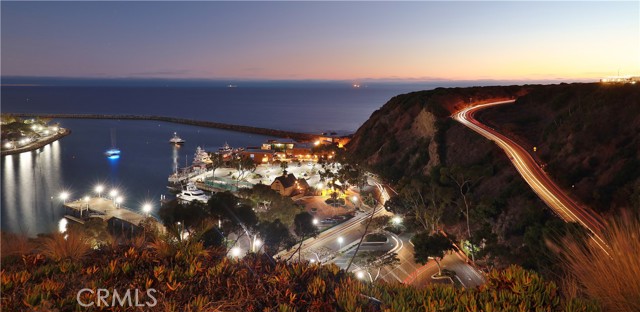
[258,219,295,254]
[0,229,601,312]
[411,232,454,265]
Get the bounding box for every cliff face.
[347,86,528,183]
[476,83,640,213]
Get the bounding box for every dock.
[63,197,165,234]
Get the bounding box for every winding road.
[454,100,609,253]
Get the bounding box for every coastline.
[1,128,71,156]
[5,113,323,142]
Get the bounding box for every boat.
[105,148,121,158]
[216,142,235,159]
[105,129,121,159]
[177,182,210,203]
[193,146,212,168]
[170,132,185,144]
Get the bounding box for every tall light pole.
[115,196,123,208]
[95,185,104,198]
[109,189,118,198]
[337,236,344,250]
[83,196,90,217]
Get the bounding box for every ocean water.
[2,84,422,133]
[2,83,425,236]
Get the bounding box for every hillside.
[346,83,639,277]
[475,83,640,213]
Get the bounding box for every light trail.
[454,100,610,254]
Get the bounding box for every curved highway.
[454,100,609,252]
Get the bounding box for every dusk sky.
[1,1,638,81]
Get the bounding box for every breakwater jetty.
[8,113,320,141]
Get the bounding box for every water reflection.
[1,141,63,236]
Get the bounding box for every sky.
[1,1,638,81]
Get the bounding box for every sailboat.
[105,129,121,159]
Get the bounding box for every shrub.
[38,233,90,262]
[559,213,640,312]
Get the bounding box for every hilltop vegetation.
[475,83,640,213]
[347,84,573,277]
[346,83,640,280]
[0,231,600,311]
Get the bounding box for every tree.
[210,153,225,183]
[353,250,400,282]
[243,184,302,227]
[280,161,288,174]
[159,200,208,235]
[258,219,294,255]
[441,166,485,261]
[289,212,318,261]
[346,193,379,272]
[233,156,257,188]
[411,232,454,275]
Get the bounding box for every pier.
[63,197,165,234]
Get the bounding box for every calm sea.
[0,80,525,235]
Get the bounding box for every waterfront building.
[270,173,308,196]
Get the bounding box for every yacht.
[169,132,185,144]
[193,146,212,167]
[177,182,210,203]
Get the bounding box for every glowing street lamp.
[115,196,123,208]
[337,236,344,249]
[253,238,262,252]
[356,271,365,280]
[230,247,241,258]
[109,189,118,199]
[312,218,319,225]
[59,191,69,203]
[95,185,104,198]
[392,216,402,225]
[142,203,152,216]
[83,196,90,216]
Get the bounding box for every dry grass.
[1,232,33,257]
[560,214,640,312]
[39,233,91,262]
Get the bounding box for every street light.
[230,247,241,258]
[312,218,319,225]
[392,216,402,225]
[115,196,123,208]
[109,189,118,199]
[95,185,104,198]
[337,236,344,249]
[356,271,365,279]
[83,196,90,217]
[142,203,152,216]
[59,191,69,203]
